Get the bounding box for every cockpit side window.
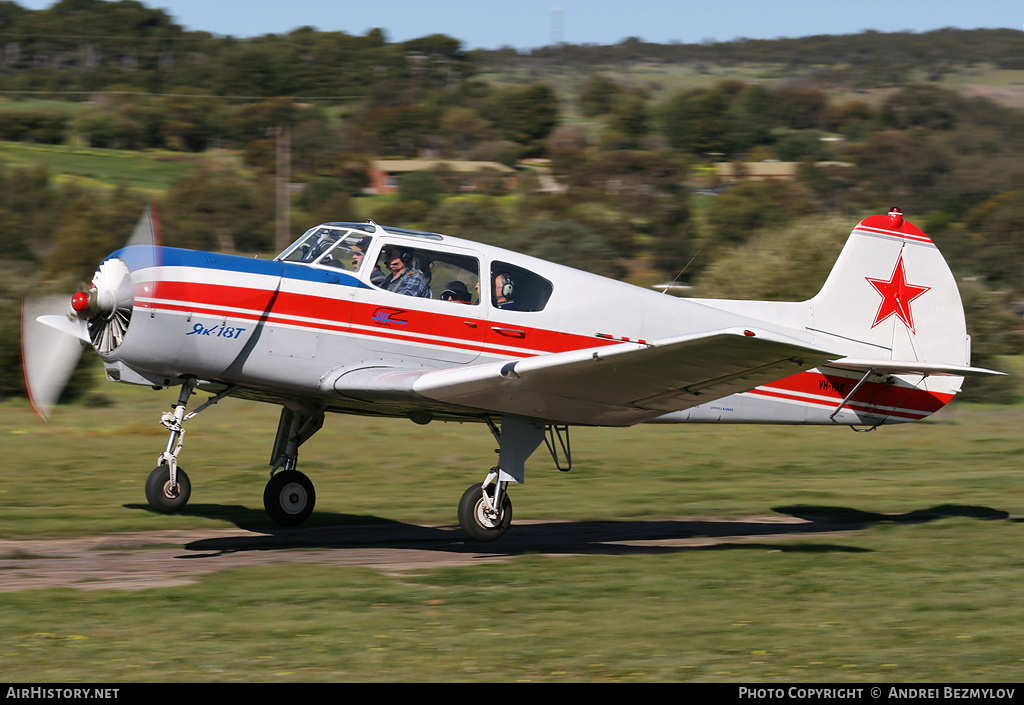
[490,262,553,312]
[374,243,480,303]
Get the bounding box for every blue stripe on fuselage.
[107,246,372,289]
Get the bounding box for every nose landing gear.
[145,377,200,514]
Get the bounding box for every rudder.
[806,208,971,370]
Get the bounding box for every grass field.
[0,373,1022,682]
[0,141,199,195]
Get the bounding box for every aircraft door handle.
[491,326,525,339]
[463,321,478,328]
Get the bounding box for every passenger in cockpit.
[441,281,473,303]
[493,272,517,310]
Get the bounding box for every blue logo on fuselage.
[371,308,409,326]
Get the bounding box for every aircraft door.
[351,242,486,364]
[483,260,555,355]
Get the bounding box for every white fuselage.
[97,222,959,428]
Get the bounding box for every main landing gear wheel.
[264,470,316,527]
[145,465,191,513]
[458,483,512,542]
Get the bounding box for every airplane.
[20,206,1003,541]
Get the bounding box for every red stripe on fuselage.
[136,278,614,357]
[748,370,953,419]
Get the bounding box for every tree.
[297,177,359,225]
[659,88,733,156]
[692,215,851,300]
[545,124,589,183]
[880,84,959,131]
[42,186,147,282]
[954,280,1021,403]
[729,84,776,151]
[162,166,274,253]
[484,83,559,157]
[398,170,443,208]
[439,106,492,157]
[506,217,625,279]
[825,100,878,139]
[703,179,813,249]
[579,74,620,117]
[226,98,300,147]
[955,190,1024,299]
[606,90,649,147]
[157,91,227,152]
[423,196,509,245]
[851,128,952,213]
[773,88,828,130]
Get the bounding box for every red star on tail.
[865,252,931,334]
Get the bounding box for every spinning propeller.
[21,204,162,419]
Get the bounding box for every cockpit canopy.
[276,224,376,273]
[276,222,553,312]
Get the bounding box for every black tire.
[145,465,191,513]
[458,483,512,542]
[264,470,316,527]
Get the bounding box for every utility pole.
[275,125,291,254]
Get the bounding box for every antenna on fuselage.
[657,248,701,296]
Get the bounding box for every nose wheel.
[145,465,191,513]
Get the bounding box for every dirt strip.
[0,515,858,592]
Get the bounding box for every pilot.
[493,272,517,310]
[349,244,366,270]
[351,244,385,285]
[380,246,431,298]
[440,280,473,303]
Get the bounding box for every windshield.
[277,227,374,272]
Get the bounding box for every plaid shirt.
[383,269,431,298]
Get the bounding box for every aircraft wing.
[334,327,841,426]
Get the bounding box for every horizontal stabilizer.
[826,358,1006,377]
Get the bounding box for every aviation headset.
[496,273,514,299]
[383,246,415,267]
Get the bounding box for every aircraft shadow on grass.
[125,501,1011,560]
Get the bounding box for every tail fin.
[688,210,1002,426]
[808,208,991,376]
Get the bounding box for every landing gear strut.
[145,376,234,514]
[264,406,324,527]
[141,380,325,527]
[146,377,198,513]
[458,416,546,542]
